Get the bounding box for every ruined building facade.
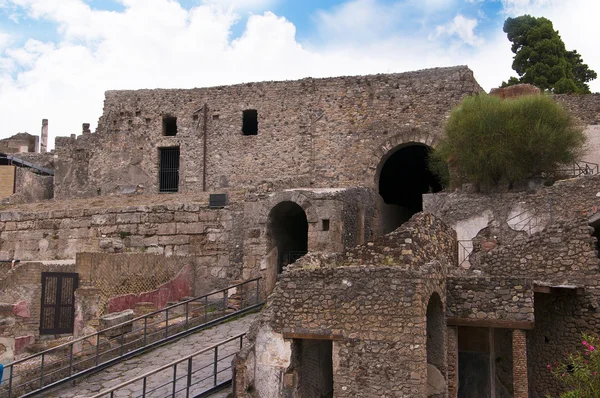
[1,66,600,397]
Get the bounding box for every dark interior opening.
[591,220,600,258]
[293,339,333,398]
[268,201,308,273]
[163,116,177,136]
[159,147,180,193]
[378,144,442,234]
[242,109,258,136]
[427,293,445,369]
[322,219,330,231]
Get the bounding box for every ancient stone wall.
[53,66,482,199]
[3,167,53,205]
[0,196,236,262]
[446,277,534,325]
[234,213,453,397]
[554,94,600,125]
[424,178,600,397]
[0,133,38,154]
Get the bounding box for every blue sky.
[0,0,598,144]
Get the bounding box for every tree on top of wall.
[428,93,585,191]
[502,15,597,93]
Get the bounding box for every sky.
[0,0,599,147]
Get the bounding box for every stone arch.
[261,193,315,294]
[426,292,446,397]
[375,137,443,234]
[258,191,318,225]
[371,130,439,185]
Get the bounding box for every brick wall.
[512,329,529,398]
[0,261,76,343]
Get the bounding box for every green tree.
[502,15,597,93]
[429,94,585,190]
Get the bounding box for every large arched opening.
[266,201,308,292]
[426,292,446,397]
[378,144,442,234]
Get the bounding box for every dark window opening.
[192,114,199,122]
[213,114,220,120]
[322,219,330,231]
[591,221,600,259]
[135,111,141,117]
[159,147,180,193]
[378,144,443,234]
[242,109,258,136]
[163,116,178,136]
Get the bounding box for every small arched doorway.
[426,292,446,397]
[266,201,309,292]
[378,143,442,234]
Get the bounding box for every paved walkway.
[42,314,257,398]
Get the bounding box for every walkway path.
[43,314,257,398]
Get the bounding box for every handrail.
[7,277,259,367]
[89,333,246,398]
[1,277,263,398]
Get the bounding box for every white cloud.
[202,0,279,11]
[0,0,598,148]
[0,31,10,50]
[434,14,483,46]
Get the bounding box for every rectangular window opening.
[322,219,330,231]
[163,116,178,136]
[242,109,258,136]
[159,147,180,193]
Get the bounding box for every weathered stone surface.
[99,309,134,337]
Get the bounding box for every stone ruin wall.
[424,175,600,397]
[0,262,76,363]
[234,214,453,398]
[0,198,237,262]
[52,66,482,199]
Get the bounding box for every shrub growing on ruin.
[430,93,585,190]
[547,334,600,397]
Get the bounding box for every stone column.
[73,287,102,354]
[40,119,48,153]
[512,329,529,398]
[82,123,91,135]
[447,326,459,398]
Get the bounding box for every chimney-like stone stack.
[40,119,48,153]
[82,123,91,135]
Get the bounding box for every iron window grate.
[159,147,180,193]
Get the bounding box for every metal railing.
[1,278,263,398]
[90,333,246,398]
[540,160,599,180]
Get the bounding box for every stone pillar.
[82,123,91,135]
[447,326,459,398]
[512,329,529,398]
[73,287,102,354]
[40,119,48,153]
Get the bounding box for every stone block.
[176,222,205,235]
[100,309,134,337]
